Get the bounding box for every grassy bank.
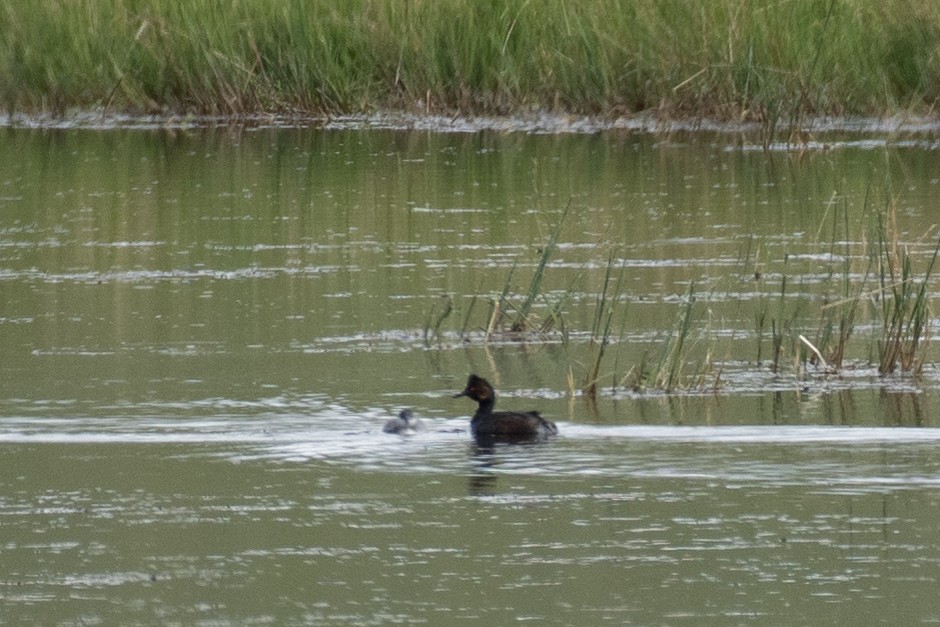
[1,0,940,121]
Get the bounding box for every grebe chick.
[383,409,422,434]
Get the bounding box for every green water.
[2,123,940,624]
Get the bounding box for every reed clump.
[619,282,718,394]
[3,1,940,121]
[799,197,937,377]
[593,195,936,396]
[480,205,570,342]
[756,197,936,379]
[807,194,868,371]
[873,204,939,375]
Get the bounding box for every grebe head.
[453,374,494,403]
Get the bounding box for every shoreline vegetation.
[2,1,940,132]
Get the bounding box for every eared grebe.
[383,409,422,434]
[454,374,558,442]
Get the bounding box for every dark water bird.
[383,409,422,434]
[454,374,558,443]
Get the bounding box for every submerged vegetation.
[428,196,937,400]
[2,1,940,124]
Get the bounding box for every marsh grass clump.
[808,195,870,370]
[651,282,699,391]
[755,256,809,375]
[754,196,936,379]
[422,204,571,347]
[873,204,938,375]
[617,282,718,394]
[813,281,869,371]
[483,204,570,342]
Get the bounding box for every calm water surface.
[2,122,940,623]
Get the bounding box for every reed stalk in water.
[769,259,792,374]
[811,194,869,370]
[582,254,624,400]
[511,202,569,332]
[659,282,696,391]
[423,294,453,347]
[475,203,571,342]
[623,281,700,393]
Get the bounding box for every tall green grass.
[2,1,940,119]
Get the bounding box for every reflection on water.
[3,124,940,622]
